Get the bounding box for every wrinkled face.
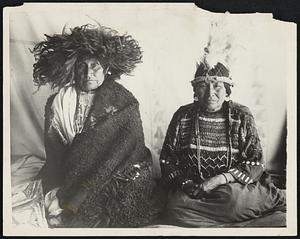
[194,79,227,112]
[75,57,105,92]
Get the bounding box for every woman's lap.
[163,182,286,226]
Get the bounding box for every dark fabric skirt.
[163,182,286,227]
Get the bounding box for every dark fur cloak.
[38,79,165,227]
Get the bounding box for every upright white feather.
[198,14,237,71]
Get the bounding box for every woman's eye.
[78,63,86,69]
[215,83,223,88]
[198,83,207,88]
[92,63,101,70]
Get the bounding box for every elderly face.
[194,79,227,112]
[75,57,106,92]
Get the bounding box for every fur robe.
[38,79,164,227]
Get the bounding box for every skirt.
[163,181,286,227]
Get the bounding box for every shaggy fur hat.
[32,24,143,90]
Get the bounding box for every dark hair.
[224,83,231,96]
[31,24,143,90]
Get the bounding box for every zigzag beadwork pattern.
[188,152,238,178]
[184,113,241,179]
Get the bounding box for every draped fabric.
[49,85,96,146]
[39,80,164,227]
[11,155,48,228]
[164,182,286,226]
[50,85,78,145]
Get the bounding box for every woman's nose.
[207,83,215,96]
[87,68,94,77]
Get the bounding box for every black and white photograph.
[3,2,297,236]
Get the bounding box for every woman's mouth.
[207,99,217,103]
[84,79,97,83]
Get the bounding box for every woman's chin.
[204,105,222,112]
[81,83,100,92]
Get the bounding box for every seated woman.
[159,61,286,227]
[32,24,162,228]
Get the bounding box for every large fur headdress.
[32,24,143,90]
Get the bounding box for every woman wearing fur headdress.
[32,24,163,228]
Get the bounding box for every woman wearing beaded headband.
[159,61,286,226]
[32,24,163,227]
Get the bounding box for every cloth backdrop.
[9,4,290,181]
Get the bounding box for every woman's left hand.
[48,214,64,228]
[201,174,226,193]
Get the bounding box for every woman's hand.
[201,174,227,193]
[48,214,64,228]
[45,187,64,217]
[45,187,64,227]
[181,180,204,199]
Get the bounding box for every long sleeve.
[228,111,265,184]
[159,109,187,188]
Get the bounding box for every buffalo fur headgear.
[32,24,143,90]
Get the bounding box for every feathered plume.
[198,14,236,71]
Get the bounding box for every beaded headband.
[191,75,234,86]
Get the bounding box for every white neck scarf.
[51,86,77,145]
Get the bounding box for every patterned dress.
[159,101,286,225]
[74,90,96,134]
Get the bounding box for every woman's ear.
[193,93,199,102]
